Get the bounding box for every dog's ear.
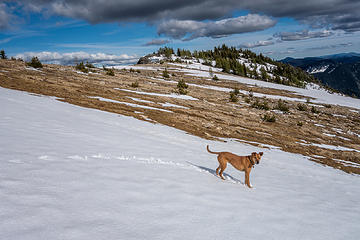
[251,152,256,156]
[259,152,264,156]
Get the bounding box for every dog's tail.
[206,145,221,155]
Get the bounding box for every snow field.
[1,87,359,240]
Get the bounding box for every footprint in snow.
[8,159,24,164]
[67,155,88,161]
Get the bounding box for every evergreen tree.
[27,57,43,68]
[0,50,7,59]
[243,64,248,77]
[260,67,269,81]
[222,60,231,73]
[158,47,174,58]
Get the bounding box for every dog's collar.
[248,156,255,168]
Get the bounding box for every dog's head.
[251,152,263,164]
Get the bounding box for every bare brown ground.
[1,59,359,174]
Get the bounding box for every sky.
[0,0,359,65]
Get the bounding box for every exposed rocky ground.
[1,59,360,174]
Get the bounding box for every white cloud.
[274,30,334,41]
[15,51,138,65]
[0,3,12,29]
[239,40,274,48]
[158,14,276,40]
[0,36,13,44]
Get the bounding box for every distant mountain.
[319,52,360,60]
[281,53,360,98]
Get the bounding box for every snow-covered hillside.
[123,59,360,110]
[175,64,360,110]
[1,87,359,239]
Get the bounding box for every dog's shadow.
[187,161,244,184]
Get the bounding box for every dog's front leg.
[245,171,252,188]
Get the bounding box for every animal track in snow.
[8,159,24,164]
[67,155,88,161]
[61,153,243,184]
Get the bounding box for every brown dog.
[207,145,263,188]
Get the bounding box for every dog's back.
[207,145,248,170]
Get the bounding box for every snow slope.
[172,66,360,110]
[1,87,359,240]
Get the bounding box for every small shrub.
[212,75,219,81]
[232,88,240,95]
[136,69,141,73]
[177,88,188,95]
[252,99,270,110]
[130,81,139,88]
[27,56,43,68]
[176,79,188,95]
[129,68,135,73]
[85,62,95,68]
[297,121,303,127]
[275,99,289,112]
[244,97,251,103]
[311,106,320,114]
[203,60,212,66]
[297,103,307,111]
[163,68,170,78]
[106,68,115,76]
[324,104,332,108]
[229,92,238,102]
[262,114,276,122]
[75,62,88,73]
[229,88,240,102]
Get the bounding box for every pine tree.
[0,50,7,59]
[260,67,269,81]
[27,57,43,68]
[222,60,231,73]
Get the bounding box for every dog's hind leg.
[217,156,227,180]
[216,166,221,176]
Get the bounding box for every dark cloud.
[2,0,360,34]
[238,40,274,48]
[143,39,170,46]
[20,0,224,23]
[241,1,360,32]
[274,30,334,41]
[158,14,276,40]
